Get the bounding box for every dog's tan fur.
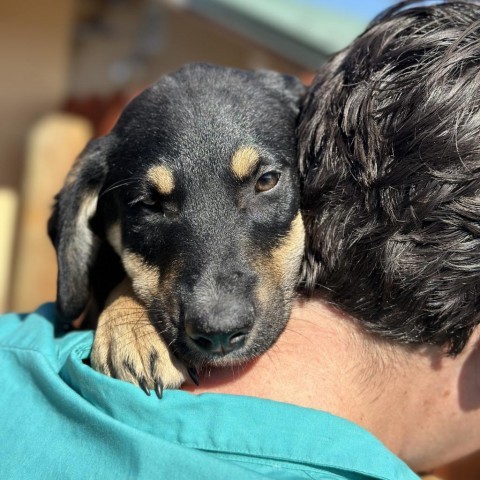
[90,279,188,389]
[271,213,305,286]
[106,222,122,256]
[230,146,260,180]
[122,251,161,303]
[147,165,175,195]
[254,213,305,305]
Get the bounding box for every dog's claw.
[188,367,200,386]
[91,279,191,395]
[154,379,164,399]
[139,377,151,396]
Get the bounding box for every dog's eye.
[140,197,179,219]
[255,172,280,193]
[140,198,157,208]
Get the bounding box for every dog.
[49,63,306,397]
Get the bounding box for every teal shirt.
[0,304,418,480]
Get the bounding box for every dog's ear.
[48,136,111,322]
[254,70,306,108]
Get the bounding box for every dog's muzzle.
[182,264,257,357]
[186,324,250,355]
[184,294,255,356]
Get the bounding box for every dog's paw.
[90,279,191,398]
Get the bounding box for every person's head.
[186,3,480,472]
[298,0,480,356]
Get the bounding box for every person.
[1,1,479,478]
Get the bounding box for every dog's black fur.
[49,63,305,375]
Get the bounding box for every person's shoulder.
[0,303,56,348]
[0,303,93,367]
[150,392,419,480]
[0,307,417,480]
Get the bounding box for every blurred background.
[0,0,391,315]
[1,1,479,477]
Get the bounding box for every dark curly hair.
[298,1,480,354]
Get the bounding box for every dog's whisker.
[262,349,279,370]
[283,326,315,345]
[100,178,142,197]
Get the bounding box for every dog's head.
[49,63,305,366]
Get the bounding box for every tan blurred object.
[11,114,93,311]
[0,189,18,312]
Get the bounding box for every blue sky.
[300,0,398,21]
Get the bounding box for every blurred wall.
[0,0,75,312]
[0,0,75,189]
[1,0,307,312]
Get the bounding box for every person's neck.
[184,296,480,472]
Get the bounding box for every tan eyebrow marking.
[231,146,260,180]
[147,165,175,195]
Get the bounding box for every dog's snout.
[184,296,254,355]
[182,261,257,357]
[186,324,250,355]
[216,268,257,289]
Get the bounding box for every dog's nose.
[185,323,251,355]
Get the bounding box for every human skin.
[184,296,480,472]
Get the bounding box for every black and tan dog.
[49,63,305,396]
